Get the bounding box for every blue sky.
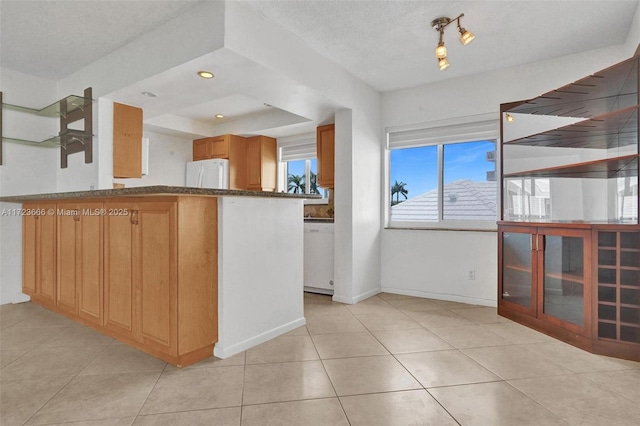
[390,140,495,199]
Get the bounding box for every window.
[278,138,329,201]
[387,117,498,229]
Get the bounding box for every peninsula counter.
[1,186,312,366]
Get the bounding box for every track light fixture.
[431,13,474,70]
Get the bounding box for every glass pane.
[502,232,532,308]
[443,140,497,221]
[389,146,438,222]
[287,160,306,194]
[543,235,584,326]
[503,177,551,221]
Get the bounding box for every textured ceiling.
[239,0,640,91]
[1,0,638,138]
[2,0,638,90]
[0,0,203,80]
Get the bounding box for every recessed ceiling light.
[198,71,214,79]
[215,114,224,119]
[141,91,157,97]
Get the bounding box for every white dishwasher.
[303,222,334,295]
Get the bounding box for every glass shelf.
[508,55,638,118]
[2,95,93,118]
[504,154,638,179]
[505,106,638,149]
[1,130,92,149]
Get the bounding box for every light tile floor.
[1,292,640,426]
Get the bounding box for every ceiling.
[1,0,639,138]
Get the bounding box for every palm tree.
[288,174,305,193]
[308,171,319,194]
[391,180,408,205]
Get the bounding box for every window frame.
[385,114,500,231]
[277,138,329,204]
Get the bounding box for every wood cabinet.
[246,136,277,191]
[113,102,143,178]
[193,135,230,161]
[105,200,177,352]
[499,224,592,341]
[499,54,640,361]
[22,203,56,305]
[317,124,335,188]
[56,202,103,323]
[192,135,248,190]
[594,228,640,359]
[23,196,218,367]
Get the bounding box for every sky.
[390,140,496,200]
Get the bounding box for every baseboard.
[213,316,307,359]
[332,287,380,305]
[380,286,496,307]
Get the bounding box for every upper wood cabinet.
[193,135,230,161]
[228,135,248,190]
[317,124,335,188]
[246,136,277,191]
[113,102,143,178]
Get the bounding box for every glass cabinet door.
[501,230,535,310]
[540,230,590,333]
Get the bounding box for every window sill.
[386,221,498,232]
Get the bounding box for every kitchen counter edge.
[0,185,320,203]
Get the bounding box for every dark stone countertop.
[0,185,320,203]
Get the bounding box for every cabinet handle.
[130,210,139,225]
[73,214,80,222]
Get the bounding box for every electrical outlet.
[467,270,476,280]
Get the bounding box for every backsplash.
[304,189,334,218]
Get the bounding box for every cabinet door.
[77,203,103,325]
[499,225,538,315]
[135,202,177,353]
[538,228,591,336]
[113,102,143,178]
[22,207,38,297]
[229,135,247,190]
[317,124,335,188]
[38,207,57,304]
[209,135,230,158]
[193,138,212,161]
[260,136,277,191]
[246,136,262,189]
[56,206,79,314]
[104,204,136,338]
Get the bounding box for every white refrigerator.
[185,158,229,189]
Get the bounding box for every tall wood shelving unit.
[498,55,640,361]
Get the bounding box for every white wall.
[380,45,636,305]
[112,131,192,188]
[0,69,58,304]
[216,196,304,358]
[224,1,382,304]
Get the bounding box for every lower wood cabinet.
[23,196,218,367]
[22,203,57,305]
[499,223,640,361]
[56,202,103,324]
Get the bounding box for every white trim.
[332,287,380,305]
[380,287,496,307]
[214,316,306,359]
[387,220,498,231]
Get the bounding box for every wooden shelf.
[507,55,638,118]
[505,106,638,149]
[504,154,638,179]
